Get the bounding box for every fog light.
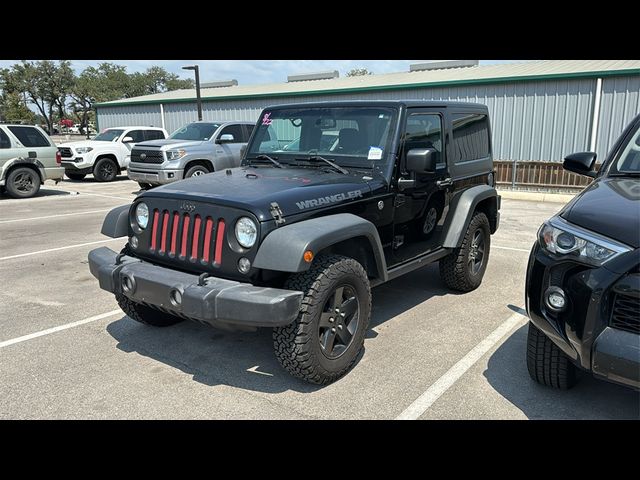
[130,236,139,249]
[168,172,174,178]
[238,257,251,274]
[169,289,182,307]
[122,275,135,293]
[544,287,567,312]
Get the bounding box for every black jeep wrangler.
[89,101,500,384]
[526,113,640,390]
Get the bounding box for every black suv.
[526,114,640,390]
[89,101,500,384]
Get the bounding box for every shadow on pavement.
[63,175,130,184]
[106,263,452,393]
[484,323,640,419]
[0,188,72,201]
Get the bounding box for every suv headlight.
[135,202,149,229]
[166,149,186,161]
[235,217,257,248]
[75,147,93,154]
[538,216,631,266]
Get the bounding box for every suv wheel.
[273,254,371,385]
[526,322,577,389]
[184,164,210,178]
[65,172,86,181]
[439,211,490,292]
[94,157,118,182]
[116,292,184,327]
[5,167,41,199]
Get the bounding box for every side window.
[144,130,165,141]
[219,124,244,143]
[125,130,145,143]
[7,126,50,147]
[450,113,490,164]
[243,124,255,142]
[404,113,443,164]
[0,128,11,149]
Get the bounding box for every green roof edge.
[95,68,640,108]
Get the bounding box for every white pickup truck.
[58,126,168,182]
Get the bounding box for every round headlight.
[135,202,149,229]
[235,217,257,248]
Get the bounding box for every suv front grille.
[148,209,225,266]
[132,149,164,164]
[610,293,640,334]
[58,147,73,158]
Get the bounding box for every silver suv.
[0,124,64,198]
[128,121,254,188]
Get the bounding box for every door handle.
[437,178,453,188]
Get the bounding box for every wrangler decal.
[295,190,363,210]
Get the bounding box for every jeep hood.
[140,166,377,222]
[135,139,205,149]
[560,177,640,248]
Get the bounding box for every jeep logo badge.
[180,201,196,212]
[140,153,146,160]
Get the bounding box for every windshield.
[93,129,124,141]
[170,122,220,141]
[246,106,397,169]
[612,124,640,175]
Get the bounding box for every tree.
[346,68,373,77]
[0,91,36,124]
[127,66,194,97]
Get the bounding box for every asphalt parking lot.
[1,177,638,420]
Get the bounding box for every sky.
[0,60,524,86]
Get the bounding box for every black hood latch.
[269,202,286,226]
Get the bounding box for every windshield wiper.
[297,155,348,175]
[246,154,283,168]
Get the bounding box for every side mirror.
[122,136,134,143]
[563,152,597,178]
[216,134,234,144]
[406,148,437,173]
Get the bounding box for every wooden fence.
[494,161,598,190]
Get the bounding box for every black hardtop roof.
[263,100,488,111]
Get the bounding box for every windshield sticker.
[262,112,273,126]
[368,146,383,160]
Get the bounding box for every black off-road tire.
[526,322,577,389]
[184,164,210,178]
[65,171,86,181]
[5,167,41,199]
[273,254,371,385]
[439,211,490,292]
[115,292,184,327]
[93,157,118,182]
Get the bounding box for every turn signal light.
[303,250,314,263]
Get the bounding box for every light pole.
[182,64,202,121]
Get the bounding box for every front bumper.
[88,246,303,328]
[128,165,183,185]
[526,243,640,389]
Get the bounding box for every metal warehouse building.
[96,60,640,188]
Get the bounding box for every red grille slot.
[170,212,179,255]
[180,214,190,258]
[203,217,214,262]
[191,215,202,260]
[214,219,225,265]
[160,211,169,253]
[150,209,159,250]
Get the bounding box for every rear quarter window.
[450,113,490,164]
[0,128,11,149]
[7,126,51,148]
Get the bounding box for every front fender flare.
[253,213,387,280]
[101,205,131,238]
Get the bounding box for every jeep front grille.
[148,209,225,266]
[131,149,164,164]
[58,147,73,158]
[610,293,640,334]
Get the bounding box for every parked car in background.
[526,113,640,390]
[127,121,254,188]
[58,126,168,182]
[0,124,64,198]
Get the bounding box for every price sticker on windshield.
[368,146,383,160]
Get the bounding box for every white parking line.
[493,245,531,253]
[0,310,122,349]
[396,309,527,420]
[0,209,110,224]
[74,192,134,201]
[0,237,125,261]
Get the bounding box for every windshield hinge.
[269,202,286,226]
